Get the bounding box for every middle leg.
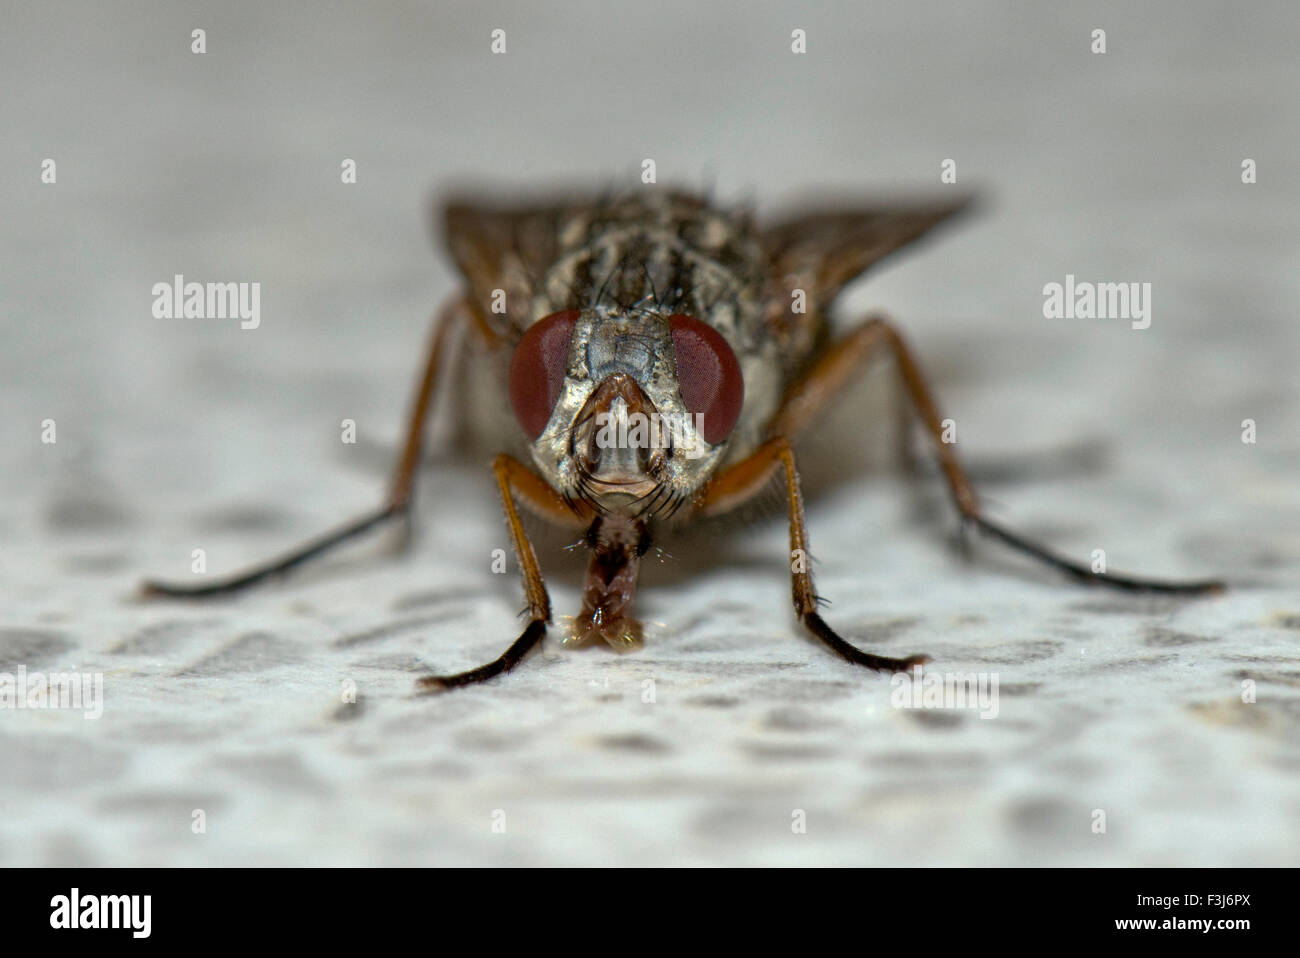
[772,312,1224,595]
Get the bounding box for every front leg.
[699,436,929,672]
[417,454,587,691]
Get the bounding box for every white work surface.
[1,1,1298,866]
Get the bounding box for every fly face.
[510,304,744,520]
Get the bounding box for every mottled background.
[1,0,1298,866]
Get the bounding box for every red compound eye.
[668,314,744,444]
[509,310,579,439]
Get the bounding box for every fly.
[142,189,1224,690]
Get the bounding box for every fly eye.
[509,310,579,439]
[668,314,744,444]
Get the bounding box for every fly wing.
[764,197,974,321]
[441,196,592,340]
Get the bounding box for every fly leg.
[699,437,928,671]
[140,296,468,597]
[771,312,1224,595]
[417,454,588,691]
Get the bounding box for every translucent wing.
[764,197,974,313]
[441,194,605,339]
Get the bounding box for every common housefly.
[143,189,1223,690]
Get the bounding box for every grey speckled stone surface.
[2,1,1298,866]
